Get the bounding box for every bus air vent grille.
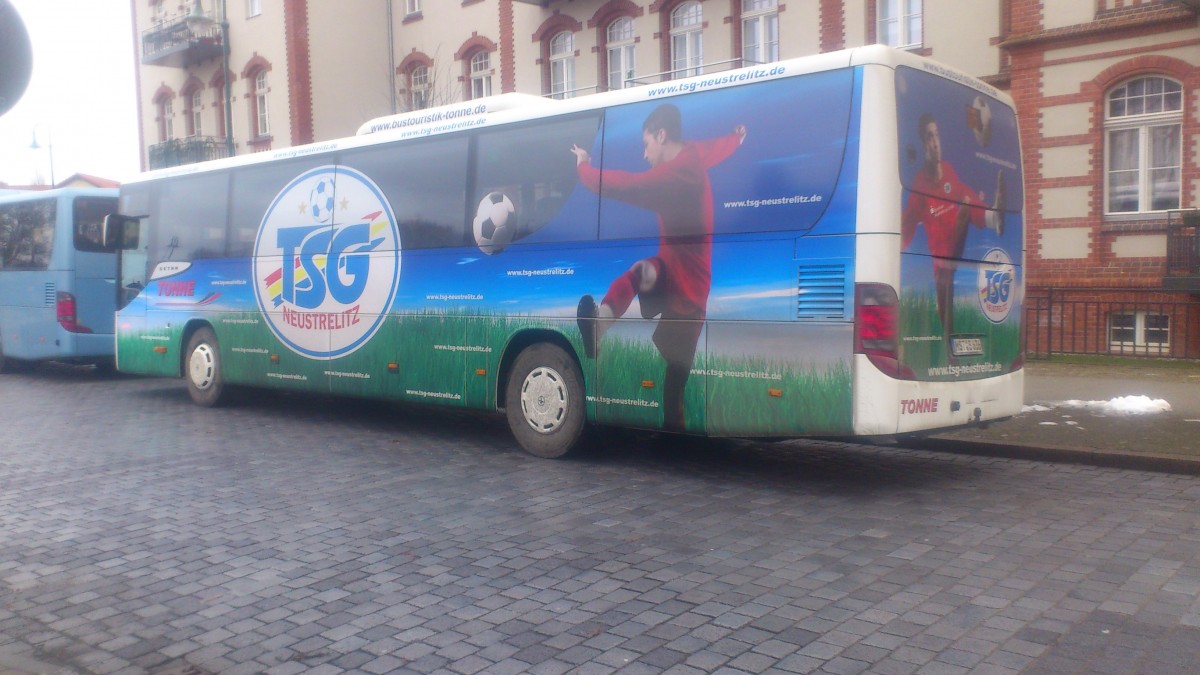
[796,264,847,320]
[44,283,56,306]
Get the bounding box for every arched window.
[607,17,636,91]
[210,74,227,142]
[156,96,174,143]
[877,0,922,49]
[470,51,493,99]
[186,89,203,137]
[1105,76,1183,214]
[410,65,430,109]
[741,0,778,65]
[670,2,702,79]
[550,31,576,99]
[251,70,270,137]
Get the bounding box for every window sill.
[1101,213,1171,233]
[402,11,423,24]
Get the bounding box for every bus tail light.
[56,292,93,334]
[854,283,912,379]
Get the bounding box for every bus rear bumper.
[851,355,1025,436]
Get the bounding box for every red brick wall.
[1004,2,1200,295]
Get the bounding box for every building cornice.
[1000,4,1197,50]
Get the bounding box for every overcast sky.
[0,0,140,186]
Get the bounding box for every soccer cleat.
[577,294,599,359]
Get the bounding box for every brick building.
[130,0,1200,357]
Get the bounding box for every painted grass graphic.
[119,309,853,435]
[898,293,1021,378]
[594,333,852,434]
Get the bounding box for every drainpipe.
[387,0,397,114]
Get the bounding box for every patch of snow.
[1057,395,1171,416]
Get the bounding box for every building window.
[158,98,174,142]
[252,70,270,137]
[1109,311,1170,354]
[410,65,430,109]
[1106,76,1182,214]
[741,0,778,65]
[470,52,492,99]
[549,31,575,99]
[878,0,921,49]
[247,0,261,18]
[406,0,420,14]
[606,17,636,91]
[188,90,203,137]
[212,79,227,141]
[670,2,703,79]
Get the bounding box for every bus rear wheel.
[185,327,225,407]
[505,343,585,459]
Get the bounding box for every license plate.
[951,337,984,356]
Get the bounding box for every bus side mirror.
[103,214,140,250]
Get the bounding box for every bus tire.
[185,327,225,407]
[505,343,585,459]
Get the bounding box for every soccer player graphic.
[571,103,745,432]
[902,112,1005,343]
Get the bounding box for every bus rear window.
[74,197,118,253]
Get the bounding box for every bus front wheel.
[185,327,225,407]
[505,343,585,459]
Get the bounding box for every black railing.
[141,17,222,67]
[148,137,229,170]
[1165,210,1200,290]
[1024,288,1200,360]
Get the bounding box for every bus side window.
[339,137,470,250]
[74,197,118,252]
[0,199,55,269]
[474,114,603,245]
[152,173,229,265]
[229,160,316,257]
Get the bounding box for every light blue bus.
[0,188,119,371]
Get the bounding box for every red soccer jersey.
[578,132,741,314]
[901,160,985,260]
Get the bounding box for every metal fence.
[147,137,230,170]
[1024,288,1200,360]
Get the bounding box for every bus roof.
[0,186,118,204]
[124,45,1007,187]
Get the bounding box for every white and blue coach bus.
[108,46,1024,457]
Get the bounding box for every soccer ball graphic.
[969,95,993,147]
[310,177,336,223]
[472,191,516,255]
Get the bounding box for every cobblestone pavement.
[1,367,1199,674]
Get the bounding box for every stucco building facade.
[130,0,1200,358]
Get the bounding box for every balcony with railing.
[147,136,229,170]
[141,16,222,68]
[1165,210,1200,291]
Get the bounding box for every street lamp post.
[28,127,54,186]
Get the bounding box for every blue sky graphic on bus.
[252,166,400,359]
[388,71,858,323]
[894,64,1023,376]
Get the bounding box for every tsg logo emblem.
[253,166,400,359]
[977,247,1015,324]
